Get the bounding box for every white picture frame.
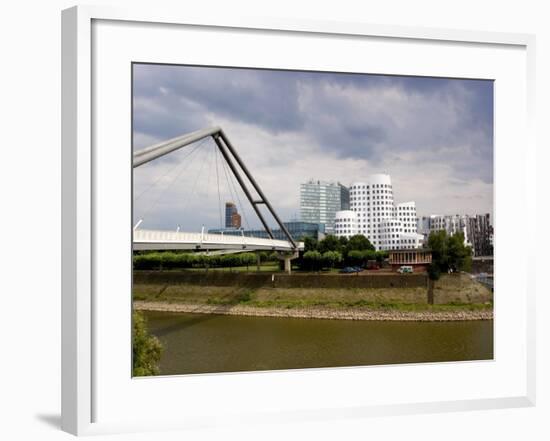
[61,5,536,436]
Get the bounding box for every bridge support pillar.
[256,252,261,272]
[284,256,292,274]
[277,251,299,275]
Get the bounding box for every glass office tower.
[300,180,349,234]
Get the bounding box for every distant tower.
[231,211,242,229]
[225,202,241,228]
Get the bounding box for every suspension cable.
[219,151,251,231]
[136,137,207,224]
[133,139,208,202]
[214,144,224,230]
[179,139,211,228]
[200,138,217,231]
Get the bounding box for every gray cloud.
[132,64,493,231]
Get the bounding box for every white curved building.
[342,173,424,251]
[334,210,357,238]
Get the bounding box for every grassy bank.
[133,283,492,314]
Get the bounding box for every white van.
[397,265,413,274]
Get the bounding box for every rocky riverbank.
[133,300,493,322]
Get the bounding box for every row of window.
[350,188,392,196]
[334,229,420,243]
[350,194,393,201]
[382,238,419,245]
[350,183,392,190]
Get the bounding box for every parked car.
[397,265,413,274]
[339,266,362,274]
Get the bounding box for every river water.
[143,311,493,375]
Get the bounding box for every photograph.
[131,63,494,376]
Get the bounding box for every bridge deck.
[133,229,303,252]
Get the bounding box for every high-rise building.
[225,202,241,229]
[300,180,349,234]
[467,214,493,256]
[417,213,493,256]
[417,214,470,244]
[334,174,424,251]
[340,184,350,211]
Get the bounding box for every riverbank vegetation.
[427,231,473,280]
[133,251,276,271]
[132,310,163,376]
[133,234,390,273]
[298,234,388,271]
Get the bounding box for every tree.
[322,250,343,269]
[375,250,388,264]
[318,235,341,254]
[132,310,163,376]
[346,234,375,252]
[428,230,472,279]
[239,253,257,271]
[428,230,448,272]
[303,236,318,253]
[427,263,441,281]
[221,254,241,271]
[347,250,364,267]
[303,250,322,271]
[447,232,472,272]
[338,236,349,248]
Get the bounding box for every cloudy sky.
[133,63,493,232]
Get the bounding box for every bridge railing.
[134,229,303,251]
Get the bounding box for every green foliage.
[303,250,322,271]
[257,251,277,263]
[321,251,343,269]
[363,250,377,261]
[375,250,389,263]
[318,235,341,254]
[132,310,162,376]
[427,263,441,280]
[346,234,375,252]
[428,230,473,279]
[297,234,378,270]
[132,251,263,271]
[311,234,374,266]
[428,230,448,270]
[346,249,364,266]
[234,290,252,303]
[303,236,318,253]
[240,253,257,268]
[342,248,382,267]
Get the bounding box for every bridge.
[134,229,300,252]
[133,126,303,272]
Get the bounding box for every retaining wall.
[133,270,428,289]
